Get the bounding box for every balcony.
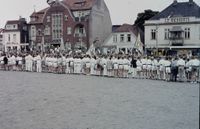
[169,37,184,46]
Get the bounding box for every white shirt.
[191,59,200,67]
[177,58,185,66]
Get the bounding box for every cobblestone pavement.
[0,71,199,129]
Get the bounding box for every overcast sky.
[0,0,199,28]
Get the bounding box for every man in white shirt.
[112,56,119,78]
[35,54,42,73]
[123,56,130,78]
[90,56,97,75]
[190,56,200,83]
[164,57,171,81]
[0,54,4,70]
[177,56,186,82]
[158,57,165,80]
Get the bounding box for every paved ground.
[0,71,199,129]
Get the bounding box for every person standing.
[0,54,4,70]
[90,56,97,76]
[177,56,186,82]
[130,56,137,78]
[3,54,8,71]
[36,54,42,73]
[101,55,108,77]
[112,55,119,78]
[171,57,178,82]
[190,56,200,83]
[106,56,112,77]
[123,56,130,78]
[164,57,171,81]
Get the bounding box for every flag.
[135,33,143,54]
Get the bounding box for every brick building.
[29,0,112,52]
[0,28,3,51]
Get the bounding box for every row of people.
[0,53,199,83]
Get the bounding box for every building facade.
[144,0,200,56]
[102,24,144,55]
[3,18,29,52]
[29,0,112,52]
[0,28,3,51]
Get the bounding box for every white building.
[3,18,29,52]
[144,0,200,56]
[102,24,144,55]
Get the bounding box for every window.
[37,29,42,36]
[199,27,200,40]
[64,15,68,21]
[164,29,170,40]
[113,35,117,43]
[13,34,16,42]
[120,34,124,42]
[44,25,50,35]
[8,34,11,42]
[13,25,16,28]
[151,29,156,40]
[47,16,51,22]
[67,27,72,35]
[74,25,86,37]
[52,13,63,39]
[127,34,131,42]
[184,28,190,39]
[31,26,36,38]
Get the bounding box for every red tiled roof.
[29,0,96,24]
[6,20,20,25]
[114,24,139,36]
[29,7,49,24]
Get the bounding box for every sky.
[0,0,199,28]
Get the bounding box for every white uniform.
[90,58,97,75]
[164,60,171,74]
[28,55,34,72]
[65,57,70,73]
[123,58,130,78]
[141,58,147,70]
[35,55,42,73]
[101,58,107,76]
[136,60,142,72]
[112,58,119,70]
[177,58,186,81]
[74,58,82,74]
[16,56,22,65]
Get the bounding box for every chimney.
[189,0,193,3]
[173,0,178,5]
[174,0,178,4]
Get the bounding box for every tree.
[134,10,159,31]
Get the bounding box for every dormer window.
[74,0,86,7]
[31,17,36,22]
[47,16,51,22]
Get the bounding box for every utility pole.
[155,24,159,56]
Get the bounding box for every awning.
[170,26,183,32]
